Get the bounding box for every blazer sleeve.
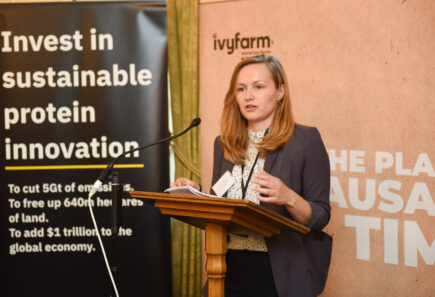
[303,128,331,232]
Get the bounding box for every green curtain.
[167,1,202,297]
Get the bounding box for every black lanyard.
[241,153,259,200]
[241,128,268,200]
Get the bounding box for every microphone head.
[191,118,201,127]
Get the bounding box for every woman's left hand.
[251,169,296,207]
[252,169,312,225]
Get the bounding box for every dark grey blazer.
[211,124,333,297]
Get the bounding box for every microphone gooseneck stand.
[110,171,122,297]
[88,118,201,297]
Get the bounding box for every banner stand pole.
[110,171,123,296]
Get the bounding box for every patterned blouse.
[227,128,268,252]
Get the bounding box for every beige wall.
[199,0,434,296]
[0,0,144,3]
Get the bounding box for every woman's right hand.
[169,178,201,191]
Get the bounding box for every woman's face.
[235,63,284,131]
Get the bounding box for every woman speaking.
[171,55,332,297]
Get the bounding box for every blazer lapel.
[221,158,234,175]
[264,149,279,173]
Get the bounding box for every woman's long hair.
[220,55,295,165]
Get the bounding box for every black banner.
[0,2,171,297]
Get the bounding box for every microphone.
[88,117,201,198]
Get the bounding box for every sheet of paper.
[164,185,219,197]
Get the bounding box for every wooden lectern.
[129,191,310,297]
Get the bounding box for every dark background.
[0,2,172,297]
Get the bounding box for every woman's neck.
[248,121,271,132]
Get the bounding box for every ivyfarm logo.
[213,32,273,55]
